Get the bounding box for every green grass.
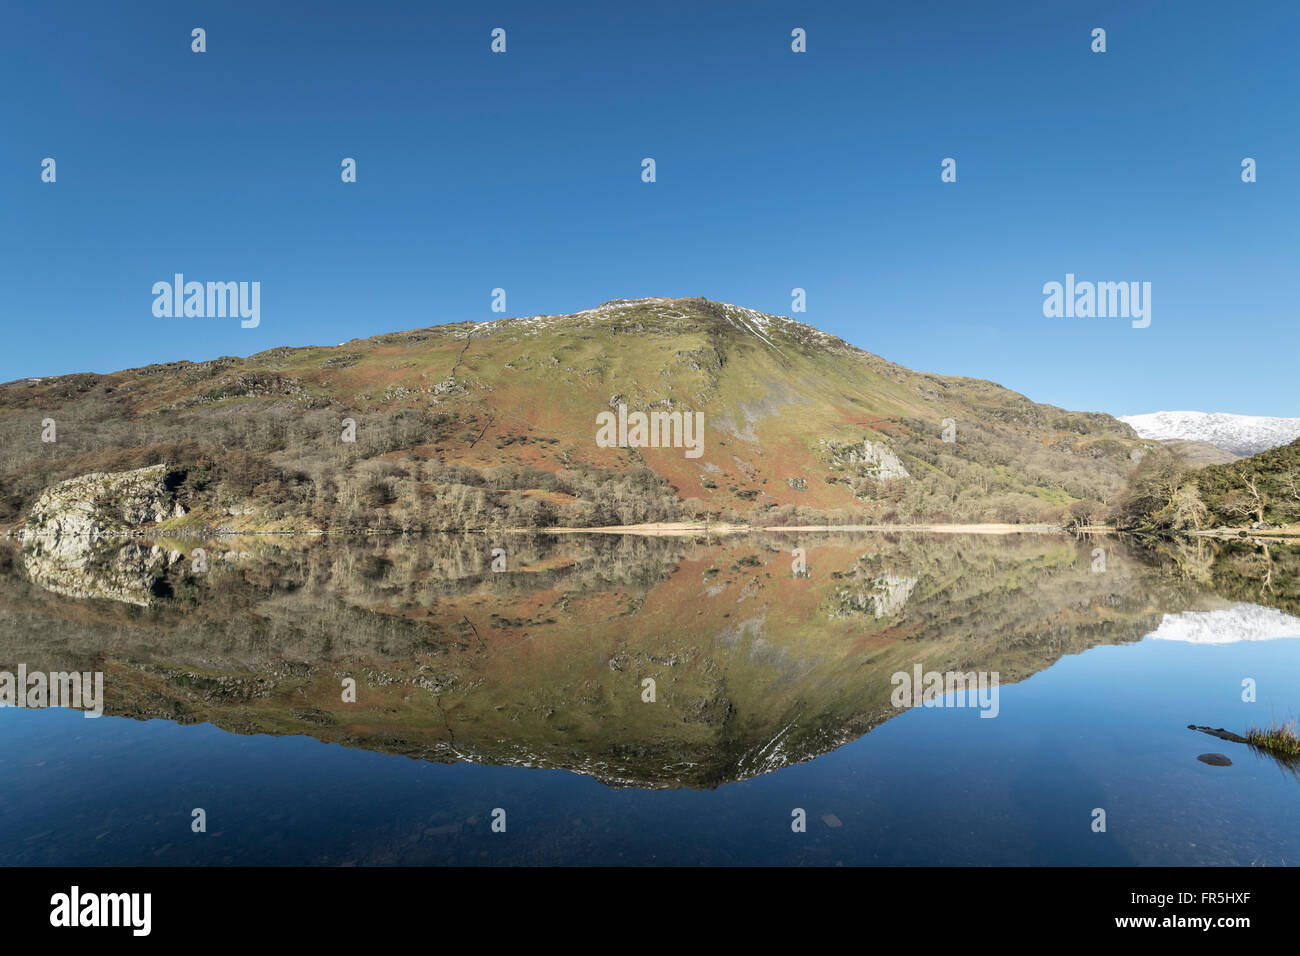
[1246,717,1300,760]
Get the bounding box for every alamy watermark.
[595,403,704,459]
[50,886,150,936]
[152,274,260,328]
[0,666,104,718]
[1042,274,1150,328]
[891,666,1000,718]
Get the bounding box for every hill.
[1148,439,1240,467]
[0,297,1148,533]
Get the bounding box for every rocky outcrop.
[820,438,910,481]
[17,464,187,605]
[20,464,185,539]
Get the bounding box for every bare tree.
[1241,470,1267,525]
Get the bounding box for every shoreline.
[529,522,1071,536]
[6,522,1299,540]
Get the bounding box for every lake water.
[1,532,1297,865]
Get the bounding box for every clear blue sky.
[2,1,1296,417]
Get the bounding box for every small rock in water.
[821,813,843,828]
[1197,753,1232,766]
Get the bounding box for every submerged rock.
[1188,724,1250,744]
[1197,753,1233,766]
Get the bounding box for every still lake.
[1,531,1297,865]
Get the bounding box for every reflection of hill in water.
[1,533,1293,789]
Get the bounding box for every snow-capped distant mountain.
[1120,411,1300,457]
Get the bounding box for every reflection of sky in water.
[2,635,1296,866]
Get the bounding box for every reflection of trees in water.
[0,532,1292,789]
[1131,535,1300,615]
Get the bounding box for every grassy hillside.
[0,297,1147,531]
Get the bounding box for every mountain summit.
[1,297,1146,532]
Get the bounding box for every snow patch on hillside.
[720,304,785,355]
[476,298,670,335]
[478,297,843,352]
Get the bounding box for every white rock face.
[1148,603,1300,644]
[20,464,183,539]
[1120,411,1300,457]
[821,438,910,480]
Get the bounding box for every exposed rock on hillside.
[21,464,184,539]
[821,438,910,481]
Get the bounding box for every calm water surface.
[1,532,1297,865]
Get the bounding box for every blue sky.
[2,0,1296,417]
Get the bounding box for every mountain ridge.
[1120,410,1300,457]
